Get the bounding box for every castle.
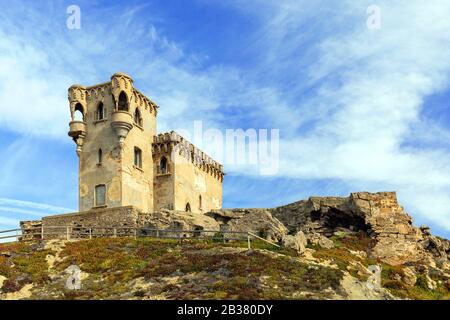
[68,72,224,214]
[20,73,224,235]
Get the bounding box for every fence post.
[113,228,117,238]
[41,226,44,240]
[66,226,70,240]
[134,228,137,240]
[89,228,92,239]
[247,234,251,250]
[156,228,159,238]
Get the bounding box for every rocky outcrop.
[206,209,288,242]
[270,192,433,266]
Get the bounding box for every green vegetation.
[1,238,341,299]
[0,235,448,300]
[0,242,53,293]
[381,264,450,300]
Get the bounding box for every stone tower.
[68,73,158,212]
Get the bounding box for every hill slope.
[1,235,449,300]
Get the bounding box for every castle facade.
[68,72,224,214]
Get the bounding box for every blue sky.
[0,0,450,239]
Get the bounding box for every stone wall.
[19,220,42,241]
[38,206,140,239]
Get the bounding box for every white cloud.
[1,1,450,236]
[224,0,450,231]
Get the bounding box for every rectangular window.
[95,185,106,206]
[134,147,142,168]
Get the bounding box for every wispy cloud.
[0,198,74,214]
[0,1,449,238]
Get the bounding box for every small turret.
[68,84,87,156]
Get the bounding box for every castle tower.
[152,131,224,212]
[68,73,158,212]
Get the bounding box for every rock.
[282,231,307,254]
[349,250,367,260]
[307,233,334,249]
[206,208,288,242]
[0,275,6,289]
[420,225,431,236]
[138,210,220,237]
[271,192,430,265]
[0,251,11,257]
[402,267,417,287]
[426,274,437,290]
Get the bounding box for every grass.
[0,242,53,293]
[52,237,342,299]
[381,264,450,300]
[1,235,448,300]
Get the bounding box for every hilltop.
[3,191,450,300]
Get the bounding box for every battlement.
[152,131,225,181]
[68,73,159,118]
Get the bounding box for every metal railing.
[0,226,280,250]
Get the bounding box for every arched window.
[185,202,191,212]
[95,184,106,206]
[160,156,167,174]
[118,92,128,111]
[199,195,202,210]
[74,103,84,121]
[134,147,142,168]
[98,148,103,164]
[97,102,104,120]
[134,108,143,126]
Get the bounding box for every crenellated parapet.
[152,131,225,181]
[67,72,160,154]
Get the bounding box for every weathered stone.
[402,267,417,287]
[307,233,334,249]
[420,225,432,236]
[282,231,307,254]
[138,210,220,236]
[209,209,288,242]
[0,275,6,290]
[67,73,224,214]
[271,191,431,265]
[426,274,437,290]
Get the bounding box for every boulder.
[402,267,417,287]
[307,233,334,249]
[426,274,437,290]
[206,208,288,242]
[282,231,307,254]
[0,275,6,290]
